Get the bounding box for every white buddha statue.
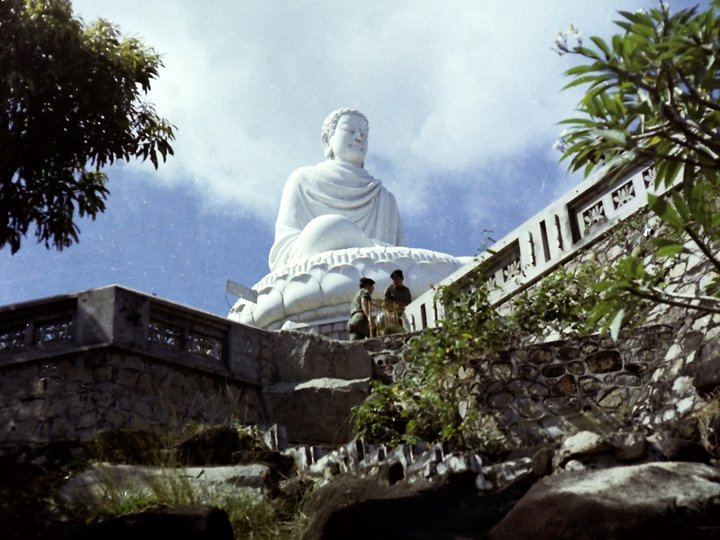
[268,108,405,273]
[229,108,469,334]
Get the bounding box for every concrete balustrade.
[405,162,667,331]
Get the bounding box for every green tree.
[555,1,720,335]
[1,0,175,253]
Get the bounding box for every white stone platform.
[229,246,469,334]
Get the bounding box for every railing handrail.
[0,285,264,384]
[405,160,670,331]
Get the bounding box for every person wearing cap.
[384,269,411,307]
[347,277,376,340]
[382,270,411,330]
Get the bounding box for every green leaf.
[654,242,687,258]
[565,64,600,76]
[590,36,612,58]
[563,74,613,90]
[618,10,654,26]
[592,128,628,145]
[609,308,626,340]
[557,117,598,126]
[648,194,686,229]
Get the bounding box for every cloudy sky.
[0,0,709,316]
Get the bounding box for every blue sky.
[0,0,710,317]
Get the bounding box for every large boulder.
[300,471,533,540]
[77,505,234,540]
[490,461,720,539]
[59,463,274,511]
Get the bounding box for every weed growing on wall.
[694,388,720,460]
[509,264,602,338]
[353,261,611,451]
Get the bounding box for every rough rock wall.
[370,314,719,448]
[367,211,720,445]
[2,204,717,452]
[470,319,715,445]
[0,350,263,450]
[0,286,374,451]
[491,209,719,442]
[0,328,375,450]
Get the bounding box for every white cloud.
[71,0,706,228]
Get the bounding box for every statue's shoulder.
[286,163,323,183]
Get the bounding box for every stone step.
[262,377,370,444]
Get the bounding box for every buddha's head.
[321,108,369,167]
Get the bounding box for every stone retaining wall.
[369,311,719,447]
[470,321,707,444]
[2,206,717,451]
[473,209,718,442]
[0,286,374,451]
[367,209,720,445]
[0,349,263,448]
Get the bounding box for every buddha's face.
[328,113,368,166]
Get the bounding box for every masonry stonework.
[0,286,373,451]
[364,207,720,446]
[0,349,262,448]
[1,197,717,452]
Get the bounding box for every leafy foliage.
[555,1,720,334]
[0,0,175,253]
[509,263,602,336]
[353,263,602,451]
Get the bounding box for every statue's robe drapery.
[269,160,405,272]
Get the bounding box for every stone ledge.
[262,378,371,444]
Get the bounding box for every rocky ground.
[4,415,720,539]
[4,310,720,538]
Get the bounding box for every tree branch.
[684,225,720,275]
[677,69,720,113]
[648,286,720,306]
[661,84,720,156]
[627,287,720,315]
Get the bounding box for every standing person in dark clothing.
[383,269,411,330]
[384,269,411,307]
[347,277,375,340]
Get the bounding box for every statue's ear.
[322,137,334,159]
